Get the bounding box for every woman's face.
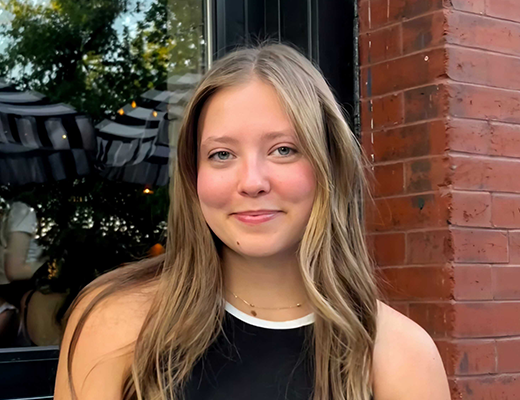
[197,78,317,259]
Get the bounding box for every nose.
[237,156,271,197]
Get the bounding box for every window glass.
[0,0,206,348]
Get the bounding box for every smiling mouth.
[231,210,281,225]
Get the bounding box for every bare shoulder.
[54,278,156,400]
[372,301,450,400]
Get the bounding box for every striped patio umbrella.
[96,73,200,186]
[0,80,96,186]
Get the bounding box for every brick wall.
[359,0,520,398]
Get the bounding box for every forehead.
[197,79,296,143]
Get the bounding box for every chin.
[230,238,299,259]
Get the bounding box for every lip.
[231,210,281,225]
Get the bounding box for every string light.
[152,111,158,117]
[131,101,137,108]
[118,108,124,115]
[143,188,154,194]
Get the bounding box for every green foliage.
[0,0,203,288]
[0,0,203,122]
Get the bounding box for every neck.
[222,246,312,321]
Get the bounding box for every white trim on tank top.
[225,301,315,330]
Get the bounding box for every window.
[0,0,206,397]
[0,1,357,397]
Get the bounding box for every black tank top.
[183,302,315,400]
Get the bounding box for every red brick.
[409,302,454,337]
[486,0,520,24]
[407,229,452,264]
[359,25,402,65]
[405,156,448,193]
[492,194,520,228]
[451,154,520,193]
[447,119,520,158]
[402,10,446,54]
[436,339,496,376]
[361,48,446,97]
[359,0,370,33]
[454,302,520,337]
[452,228,508,263]
[361,130,373,159]
[360,94,404,131]
[402,0,444,19]
[489,123,520,158]
[448,118,491,155]
[497,338,520,373]
[447,11,520,57]
[447,47,520,91]
[450,191,492,228]
[373,162,404,197]
[404,84,448,123]
[453,265,493,300]
[450,0,486,14]
[510,231,520,264]
[368,0,406,30]
[371,120,447,162]
[449,83,520,124]
[371,232,406,266]
[451,375,520,400]
[378,266,453,300]
[367,193,450,232]
[493,267,520,300]
[388,301,409,316]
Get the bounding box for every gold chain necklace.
[225,288,304,317]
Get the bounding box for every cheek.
[197,167,233,211]
[273,161,317,207]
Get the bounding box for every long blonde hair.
[67,43,378,400]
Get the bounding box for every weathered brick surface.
[450,191,492,228]
[379,265,453,300]
[369,232,406,266]
[453,302,520,338]
[367,193,450,232]
[406,229,452,264]
[453,265,493,300]
[486,0,520,23]
[369,120,447,162]
[451,375,520,400]
[360,48,446,98]
[404,156,448,193]
[449,83,520,124]
[359,1,520,396]
[447,11,520,57]
[451,228,508,264]
[360,94,403,131]
[402,10,445,54]
[359,25,402,65]
[449,119,520,158]
[373,162,404,197]
[436,339,496,375]
[450,0,485,14]
[447,47,520,91]
[493,267,520,300]
[496,338,520,372]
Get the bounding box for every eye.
[209,151,232,161]
[273,146,296,157]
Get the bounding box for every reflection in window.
[0,0,205,348]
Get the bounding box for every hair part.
[66,42,379,400]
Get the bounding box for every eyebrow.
[200,131,296,147]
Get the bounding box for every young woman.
[54,44,450,400]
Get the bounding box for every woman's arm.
[4,231,34,281]
[372,301,451,400]
[54,287,147,400]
